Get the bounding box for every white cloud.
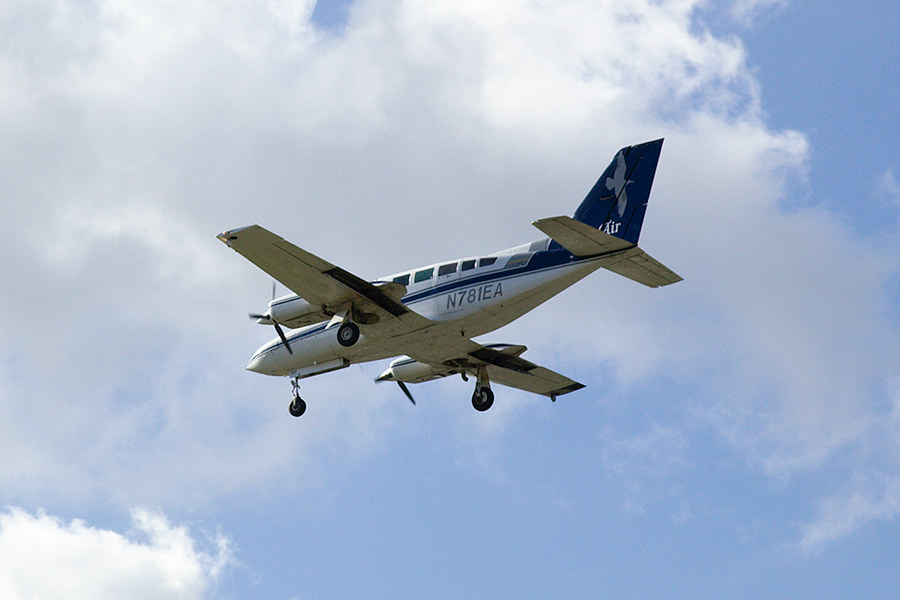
[800,473,900,555]
[797,382,900,553]
[875,168,900,203]
[600,423,690,515]
[0,507,232,600]
[730,0,788,26]
[1,0,899,555]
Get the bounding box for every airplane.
[218,138,681,417]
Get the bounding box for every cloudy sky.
[2,0,899,597]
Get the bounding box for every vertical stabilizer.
[572,138,663,244]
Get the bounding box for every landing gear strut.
[289,376,306,417]
[471,365,494,412]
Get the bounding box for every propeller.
[249,313,292,354]
[249,281,293,354]
[396,380,416,405]
[375,371,416,405]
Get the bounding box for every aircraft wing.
[405,343,585,399]
[471,345,585,398]
[217,225,426,335]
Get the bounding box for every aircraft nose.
[246,339,289,376]
[247,351,270,374]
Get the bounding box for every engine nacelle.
[381,357,450,384]
[266,294,326,328]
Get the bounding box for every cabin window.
[414,268,434,283]
[461,259,476,271]
[438,263,457,276]
[505,253,532,269]
[393,273,410,286]
[478,257,497,268]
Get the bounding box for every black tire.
[289,397,307,417]
[337,322,360,347]
[471,386,494,412]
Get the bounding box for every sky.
[1,0,899,598]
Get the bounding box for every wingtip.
[216,225,257,246]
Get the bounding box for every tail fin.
[572,138,663,245]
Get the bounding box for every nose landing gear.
[289,376,307,417]
[289,396,307,417]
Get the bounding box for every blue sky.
[727,2,900,230]
[1,1,899,598]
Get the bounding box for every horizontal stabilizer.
[604,247,682,288]
[532,215,681,288]
[533,215,634,256]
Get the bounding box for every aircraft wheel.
[337,322,360,347]
[472,386,494,412]
[289,396,307,417]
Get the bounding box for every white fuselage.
[247,241,606,377]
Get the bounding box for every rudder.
[572,138,664,245]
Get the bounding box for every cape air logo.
[600,220,621,235]
[605,151,632,217]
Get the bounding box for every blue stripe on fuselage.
[254,249,613,358]
[400,249,577,305]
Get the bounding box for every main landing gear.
[289,376,306,417]
[472,386,494,411]
[336,322,360,347]
[471,366,494,412]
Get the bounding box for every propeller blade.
[273,321,293,355]
[397,381,416,405]
[249,283,291,353]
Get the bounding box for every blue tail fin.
[572,138,663,245]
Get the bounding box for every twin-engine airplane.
[218,139,681,417]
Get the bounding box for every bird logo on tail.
[605,151,632,217]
